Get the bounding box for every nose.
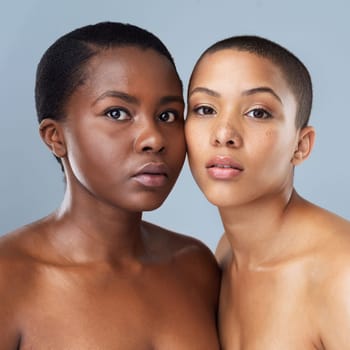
[134,119,165,153]
[211,117,242,148]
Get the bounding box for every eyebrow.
[93,90,184,106]
[242,87,282,104]
[189,87,220,98]
[159,95,184,106]
[189,86,283,104]
[93,90,139,106]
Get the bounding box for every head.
[189,35,312,129]
[37,22,185,212]
[186,35,315,208]
[35,21,182,171]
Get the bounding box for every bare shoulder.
[306,203,350,252]
[142,221,220,297]
[303,205,350,348]
[313,205,350,280]
[301,202,350,286]
[313,248,350,348]
[0,221,48,348]
[313,209,350,286]
[142,220,219,267]
[0,221,45,288]
[0,218,53,297]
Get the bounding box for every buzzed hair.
[35,21,181,171]
[36,21,180,125]
[192,35,312,129]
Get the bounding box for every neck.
[219,188,302,269]
[45,182,145,265]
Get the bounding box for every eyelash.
[193,105,272,120]
[193,105,217,116]
[158,110,179,123]
[105,107,131,120]
[104,107,179,122]
[245,108,272,119]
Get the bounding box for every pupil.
[254,110,263,118]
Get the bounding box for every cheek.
[185,122,209,187]
[265,128,274,138]
[185,121,205,155]
[173,127,186,151]
[66,128,121,178]
[169,130,186,172]
[252,128,295,171]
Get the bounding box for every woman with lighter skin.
[0,22,220,349]
[186,36,350,349]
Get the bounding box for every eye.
[158,110,178,123]
[105,107,131,120]
[245,108,272,119]
[194,105,216,116]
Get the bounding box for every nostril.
[141,145,165,153]
[142,146,153,152]
[213,137,236,147]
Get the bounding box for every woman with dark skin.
[0,22,220,349]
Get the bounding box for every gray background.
[1,0,349,251]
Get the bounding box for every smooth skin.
[186,49,350,349]
[0,47,220,349]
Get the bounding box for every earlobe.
[39,118,67,158]
[292,126,316,166]
[293,150,303,160]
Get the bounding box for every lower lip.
[133,174,168,187]
[207,167,242,180]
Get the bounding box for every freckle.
[265,129,273,137]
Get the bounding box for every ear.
[39,118,67,158]
[292,126,315,166]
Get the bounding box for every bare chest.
[18,267,219,350]
[218,266,322,350]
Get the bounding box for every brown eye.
[194,106,216,116]
[158,111,177,123]
[105,108,131,120]
[246,108,271,119]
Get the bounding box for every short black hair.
[35,21,181,169]
[191,35,312,129]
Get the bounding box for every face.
[185,49,300,208]
[60,47,185,212]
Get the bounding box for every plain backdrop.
[1,0,349,251]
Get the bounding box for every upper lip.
[206,155,244,171]
[133,162,169,177]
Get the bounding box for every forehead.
[191,49,292,97]
[81,46,182,94]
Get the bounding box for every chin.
[136,197,168,212]
[203,193,222,206]
[204,191,237,208]
[142,203,163,212]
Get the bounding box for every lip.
[206,155,244,180]
[132,162,169,187]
